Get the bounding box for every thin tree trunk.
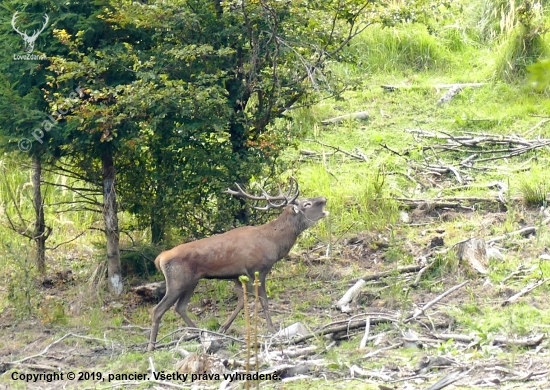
[31,154,46,274]
[102,151,123,295]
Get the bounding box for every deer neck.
[261,209,304,257]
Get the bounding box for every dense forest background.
[1,0,550,389]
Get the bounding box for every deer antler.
[226,177,300,210]
[31,14,49,39]
[11,12,26,37]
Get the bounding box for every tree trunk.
[151,206,166,244]
[102,151,123,295]
[151,154,166,244]
[31,154,47,275]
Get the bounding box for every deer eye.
[303,202,312,208]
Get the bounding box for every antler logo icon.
[11,12,49,54]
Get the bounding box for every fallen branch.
[487,226,537,245]
[359,317,371,349]
[349,365,393,381]
[10,333,114,364]
[273,316,397,346]
[501,278,550,306]
[0,362,60,373]
[321,111,369,125]
[335,279,366,312]
[426,370,467,390]
[306,139,368,161]
[362,342,403,358]
[492,334,544,347]
[437,85,463,106]
[431,332,544,348]
[407,281,469,321]
[360,264,423,282]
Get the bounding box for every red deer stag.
[148,179,327,351]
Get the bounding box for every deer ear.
[292,205,300,214]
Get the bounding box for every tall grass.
[296,163,399,248]
[341,24,453,75]
[476,0,550,42]
[493,23,549,81]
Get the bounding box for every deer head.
[11,12,49,54]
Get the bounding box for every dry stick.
[406,281,469,322]
[411,260,437,287]
[360,264,423,282]
[501,278,550,307]
[426,369,468,390]
[523,118,550,137]
[359,317,371,349]
[11,333,112,364]
[432,332,543,347]
[272,316,397,346]
[493,334,544,347]
[307,139,368,161]
[336,279,366,312]
[487,226,537,245]
[155,327,245,345]
[0,362,59,373]
[362,342,403,359]
[473,141,550,163]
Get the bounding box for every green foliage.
[528,58,550,90]
[41,0,383,243]
[1,241,39,319]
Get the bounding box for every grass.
[2,1,550,388]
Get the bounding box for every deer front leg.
[219,279,245,333]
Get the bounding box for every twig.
[46,231,87,250]
[359,317,371,349]
[360,264,423,282]
[487,226,537,245]
[407,281,469,321]
[501,279,550,306]
[411,260,437,287]
[426,370,468,390]
[155,327,245,345]
[492,334,544,347]
[306,139,368,161]
[11,333,114,364]
[362,342,403,358]
[272,316,397,346]
[0,362,59,372]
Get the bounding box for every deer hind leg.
[218,279,245,333]
[174,281,199,329]
[257,273,275,332]
[148,287,182,351]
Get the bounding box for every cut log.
[335,279,366,312]
[132,281,166,303]
[456,238,488,274]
